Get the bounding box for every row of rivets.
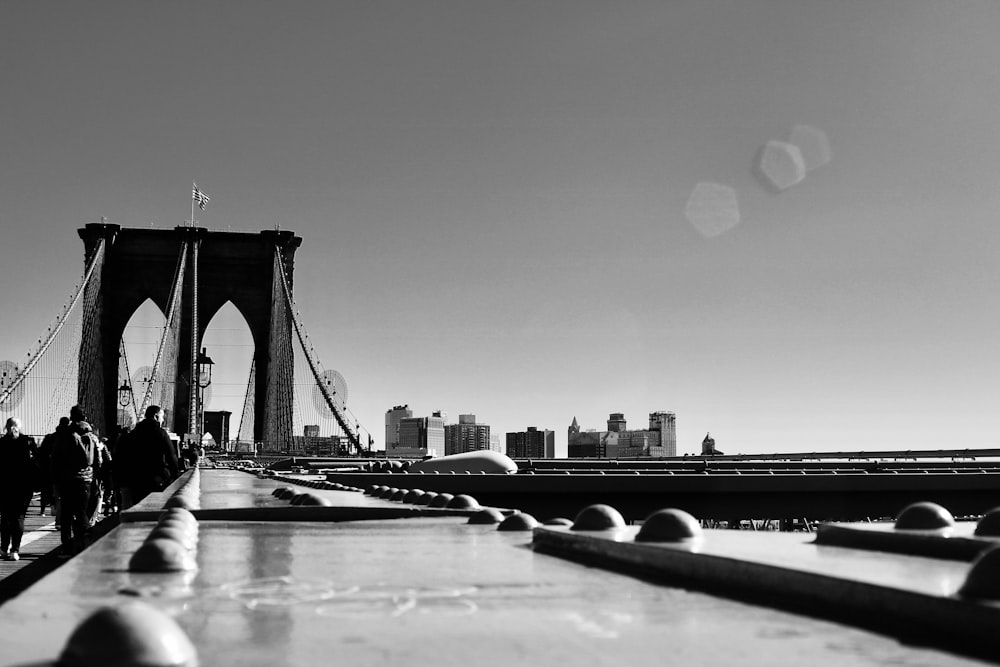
[128,507,199,572]
[893,501,1000,599]
[164,467,201,511]
[270,475,365,493]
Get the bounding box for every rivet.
[635,508,702,542]
[402,489,424,503]
[975,507,1000,536]
[128,538,197,572]
[542,518,574,527]
[57,601,197,667]
[894,501,954,530]
[498,513,540,531]
[468,508,505,524]
[959,546,1000,599]
[414,492,438,506]
[446,494,480,510]
[571,504,626,531]
[428,493,454,508]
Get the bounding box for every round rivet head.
[894,502,954,530]
[379,487,399,499]
[155,518,198,541]
[300,494,331,506]
[543,518,574,527]
[414,492,438,506]
[635,508,703,542]
[58,600,198,667]
[571,504,626,531]
[959,546,1000,599]
[364,485,379,496]
[428,493,454,508]
[468,508,505,524]
[389,489,407,501]
[164,494,197,510]
[402,489,424,503]
[128,538,197,572]
[975,507,1000,536]
[158,508,197,527]
[290,493,308,505]
[272,486,291,497]
[446,494,480,510]
[146,525,197,551]
[498,512,540,531]
[277,488,297,500]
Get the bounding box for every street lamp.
[196,347,214,389]
[118,381,133,407]
[196,347,214,446]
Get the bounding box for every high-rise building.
[568,411,676,458]
[394,412,445,458]
[445,414,491,455]
[506,427,556,458]
[384,405,412,451]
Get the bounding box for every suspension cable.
[139,240,188,414]
[274,247,361,450]
[0,238,106,406]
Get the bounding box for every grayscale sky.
[1,1,998,453]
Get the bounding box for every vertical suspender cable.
[188,239,200,436]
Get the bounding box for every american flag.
[192,184,211,211]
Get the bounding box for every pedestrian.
[86,436,112,525]
[109,424,130,514]
[0,417,40,561]
[51,405,97,556]
[36,418,68,518]
[122,405,179,509]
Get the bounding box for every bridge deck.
[0,469,990,665]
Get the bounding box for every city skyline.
[2,2,999,454]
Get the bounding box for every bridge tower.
[77,223,301,443]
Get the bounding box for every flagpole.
[191,181,196,227]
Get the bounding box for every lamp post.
[118,380,133,428]
[196,347,214,446]
[118,381,132,408]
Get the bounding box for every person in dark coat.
[36,420,64,517]
[51,405,96,556]
[0,417,39,560]
[122,405,179,508]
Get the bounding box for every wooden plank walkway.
[0,493,117,606]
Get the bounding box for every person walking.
[0,417,39,561]
[51,406,96,556]
[36,418,67,519]
[122,405,178,509]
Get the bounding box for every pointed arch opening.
[201,301,255,450]
[119,298,167,429]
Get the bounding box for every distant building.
[506,427,556,458]
[204,410,231,449]
[445,414,491,455]
[392,411,445,458]
[701,432,723,455]
[567,412,676,458]
[384,405,412,451]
